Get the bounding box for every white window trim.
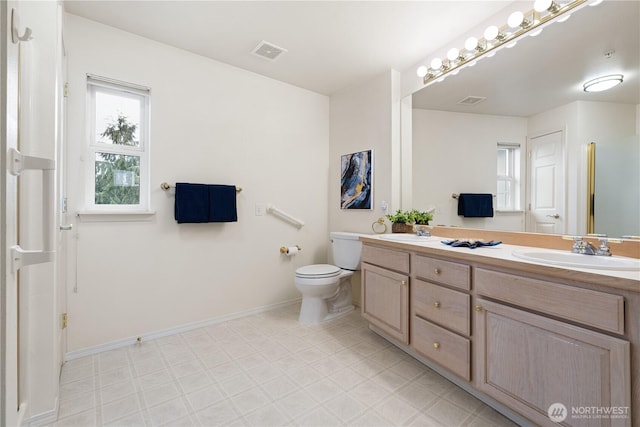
[497,142,521,212]
[85,75,151,213]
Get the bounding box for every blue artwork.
[341,150,373,209]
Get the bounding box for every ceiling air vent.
[251,40,288,61]
[457,96,487,106]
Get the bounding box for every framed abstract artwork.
[340,149,373,210]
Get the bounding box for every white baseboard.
[25,397,58,427]
[65,298,301,361]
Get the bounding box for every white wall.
[528,100,637,235]
[328,70,401,305]
[412,109,527,231]
[64,14,330,353]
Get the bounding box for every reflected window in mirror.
[497,143,521,211]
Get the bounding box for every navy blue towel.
[208,185,237,222]
[175,183,209,223]
[174,183,238,223]
[457,193,494,217]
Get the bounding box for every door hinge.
[64,82,69,97]
[61,313,68,329]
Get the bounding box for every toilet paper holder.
[280,245,302,254]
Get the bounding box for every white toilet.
[295,232,362,324]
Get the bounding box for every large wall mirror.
[406,0,639,238]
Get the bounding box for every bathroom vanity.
[360,233,639,427]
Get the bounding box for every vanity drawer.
[413,279,470,336]
[413,255,470,290]
[362,244,410,274]
[412,316,470,381]
[475,268,625,334]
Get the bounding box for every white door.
[2,2,23,426]
[527,130,565,234]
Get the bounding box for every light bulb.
[534,0,552,12]
[529,28,543,37]
[416,65,429,78]
[447,48,460,61]
[484,25,500,41]
[558,13,571,22]
[430,57,443,70]
[508,11,524,28]
[464,37,478,51]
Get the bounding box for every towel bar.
[161,182,242,193]
[452,193,496,199]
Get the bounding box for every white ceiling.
[412,0,640,117]
[63,1,512,95]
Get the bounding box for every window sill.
[76,211,156,222]
[496,210,524,215]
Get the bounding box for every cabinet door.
[361,262,409,344]
[475,299,631,427]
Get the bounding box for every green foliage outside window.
[95,115,141,205]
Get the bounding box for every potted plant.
[409,209,434,235]
[386,209,434,233]
[386,209,413,233]
[409,209,433,226]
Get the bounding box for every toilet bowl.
[294,232,362,324]
[295,264,354,324]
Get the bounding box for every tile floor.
[53,305,519,427]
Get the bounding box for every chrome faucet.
[595,237,613,256]
[570,236,612,256]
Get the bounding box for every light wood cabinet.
[411,254,472,381]
[475,298,630,427]
[475,268,625,334]
[360,239,634,426]
[361,261,409,344]
[412,315,470,380]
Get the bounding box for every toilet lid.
[296,264,341,278]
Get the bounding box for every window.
[86,75,150,211]
[497,143,520,211]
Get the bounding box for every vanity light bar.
[418,0,592,84]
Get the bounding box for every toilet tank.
[330,231,363,270]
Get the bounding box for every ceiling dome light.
[583,74,624,92]
[416,65,429,78]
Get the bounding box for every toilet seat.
[295,264,341,279]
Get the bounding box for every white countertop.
[361,234,640,283]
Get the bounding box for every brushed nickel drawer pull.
[434,268,441,275]
[434,301,441,308]
[433,342,440,349]
[401,280,407,286]
[475,305,483,312]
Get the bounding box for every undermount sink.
[512,250,640,271]
[378,234,438,242]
